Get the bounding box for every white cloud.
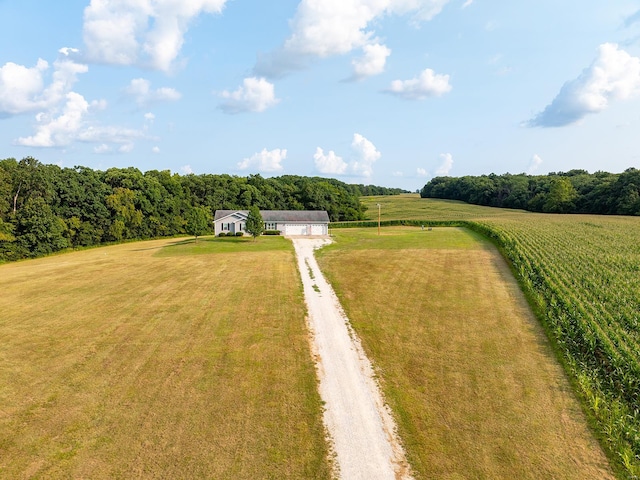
[351,43,391,80]
[314,133,381,177]
[351,133,381,177]
[83,0,228,72]
[314,147,348,175]
[435,153,453,175]
[119,144,134,153]
[152,146,161,154]
[417,167,429,176]
[238,148,287,172]
[0,53,88,116]
[16,92,150,150]
[125,78,181,106]
[219,77,279,114]
[16,92,90,147]
[181,164,194,174]
[144,112,155,122]
[255,0,450,77]
[0,59,48,115]
[3,50,150,152]
[527,154,543,174]
[527,43,640,127]
[461,0,473,8]
[392,171,404,177]
[94,143,111,154]
[386,68,452,100]
[59,47,79,57]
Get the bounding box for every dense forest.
[0,157,406,261]
[421,168,640,215]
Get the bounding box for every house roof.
[214,210,248,221]
[214,209,330,223]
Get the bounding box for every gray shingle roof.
[214,210,246,221]
[214,209,329,223]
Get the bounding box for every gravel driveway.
[291,238,413,480]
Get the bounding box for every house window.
[265,222,277,230]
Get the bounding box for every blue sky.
[1,0,640,190]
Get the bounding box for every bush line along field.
[351,194,640,479]
[317,227,614,479]
[0,236,331,479]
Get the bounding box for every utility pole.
[377,203,381,236]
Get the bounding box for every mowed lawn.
[317,227,614,479]
[0,236,331,479]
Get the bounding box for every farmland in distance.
[354,194,640,478]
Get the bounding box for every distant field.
[0,236,330,479]
[357,195,640,478]
[317,227,614,479]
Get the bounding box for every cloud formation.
[16,92,91,147]
[386,68,452,100]
[219,77,279,114]
[124,78,181,107]
[315,133,381,177]
[351,43,391,80]
[527,154,543,174]
[83,0,227,72]
[255,0,450,78]
[17,96,149,150]
[0,50,87,116]
[527,43,640,127]
[314,147,348,175]
[435,153,453,175]
[238,148,287,172]
[351,133,381,177]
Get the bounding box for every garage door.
[284,224,307,236]
[311,224,325,235]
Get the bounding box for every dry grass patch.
[0,237,330,479]
[317,227,614,479]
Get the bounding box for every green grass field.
[0,236,331,479]
[317,227,614,479]
[357,195,640,478]
[3,195,638,479]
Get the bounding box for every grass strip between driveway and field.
[0,236,331,479]
[316,227,614,480]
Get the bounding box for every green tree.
[15,196,67,257]
[186,206,212,241]
[245,206,264,239]
[544,177,578,213]
[106,187,143,240]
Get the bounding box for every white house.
[213,210,330,236]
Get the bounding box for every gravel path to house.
[292,238,413,480]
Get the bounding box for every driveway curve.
[291,237,413,480]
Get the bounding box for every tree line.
[421,168,640,215]
[0,157,406,261]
